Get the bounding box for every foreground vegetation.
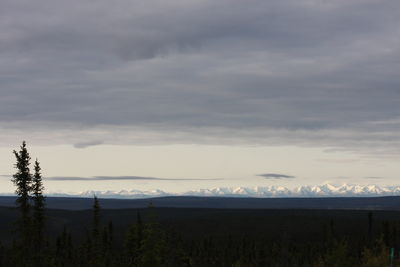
[1,204,400,266]
[1,142,400,266]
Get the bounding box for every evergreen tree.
[139,206,166,267]
[125,212,144,266]
[368,212,373,244]
[107,220,114,249]
[32,159,45,266]
[12,141,33,253]
[90,196,102,266]
[0,241,4,267]
[101,220,114,266]
[55,226,73,267]
[92,196,100,243]
[361,237,390,267]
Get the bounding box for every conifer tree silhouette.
[12,141,33,265]
[90,196,102,266]
[32,159,45,266]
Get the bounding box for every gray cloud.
[45,176,222,181]
[1,0,400,155]
[365,176,385,180]
[317,158,360,164]
[257,173,295,179]
[73,140,104,149]
[4,174,222,181]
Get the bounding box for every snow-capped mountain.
[43,183,400,199]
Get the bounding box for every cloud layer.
[257,173,295,179]
[44,176,222,181]
[1,0,400,155]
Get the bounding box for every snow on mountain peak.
[56,183,400,199]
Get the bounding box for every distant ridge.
[2,195,400,210]
[5,183,398,199]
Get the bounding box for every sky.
[1,0,400,195]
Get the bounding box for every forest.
[1,142,400,266]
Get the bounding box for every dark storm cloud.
[45,176,222,181]
[257,173,295,179]
[1,0,400,154]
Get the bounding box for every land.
[2,195,400,210]
[1,196,400,266]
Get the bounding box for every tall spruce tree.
[139,206,166,267]
[32,159,45,262]
[92,196,100,241]
[90,196,102,266]
[12,141,34,266]
[125,212,144,266]
[12,141,33,244]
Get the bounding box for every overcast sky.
[1,0,400,194]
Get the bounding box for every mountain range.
[30,183,400,199]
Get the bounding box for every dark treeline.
[3,204,400,267]
[1,142,400,266]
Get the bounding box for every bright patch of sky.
[0,144,399,194]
